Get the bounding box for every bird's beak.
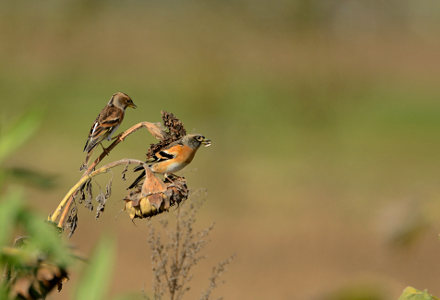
[129,103,137,109]
[201,138,212,147]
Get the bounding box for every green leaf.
[75,237,116,300]
[20,212,72,267]
[0,189,24,247]
[325,284,384,300]
[0,284,9,299]
[0,110,42,164]
[399,287,439,300]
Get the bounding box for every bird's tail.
[133,165,144,172]
[127,166,147,189]
[83,137,99,153]
[83,139,89,152]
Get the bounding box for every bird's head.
[184,134,212,149]
[111,92,137,109]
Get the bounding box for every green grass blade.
[21,212,71,267]
[0,110,42,164]
[0,189,24,247]
[75,237,116,300]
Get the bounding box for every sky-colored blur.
[2,1,440,299]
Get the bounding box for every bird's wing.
[83,106,123,152]
[128,142,185,189]
[97,106,124,130]
[131,143,182,171]
[153,143,184,162]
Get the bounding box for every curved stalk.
[49,121,164,228]
[49,159,145,223]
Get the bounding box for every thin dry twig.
[86,121,164,175]
[147,199,224,300]
[199,255,235,300]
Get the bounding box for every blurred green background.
[2,0,440,299]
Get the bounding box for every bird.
[83,92,136,154]
[128,134,211,189]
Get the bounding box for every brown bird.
[128,134,211,189]
[83,92,136,154]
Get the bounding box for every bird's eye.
[197,136,204,141]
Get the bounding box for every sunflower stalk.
[49,159,146,224]
[49,121,165,228]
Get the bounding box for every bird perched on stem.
[82,92,136,168]
[128,134,211,189]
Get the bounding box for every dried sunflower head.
[7,256,68,299]
[124,168,188,219]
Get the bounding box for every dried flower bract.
[5,252,68,300]
[124,170,188,219]
[146,111,187,159]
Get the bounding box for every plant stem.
[85,121,164,175]
[49,159,145,224]
[49,121,164,228]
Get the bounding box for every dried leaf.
[10,262,68,300]
[162,111,186,139]
[78,183,86,204]
[148,194,164,210]
[37,265,56,282]
[36,263,68,296]
[57,277,68,293]
[123,200,137,220]
[124,187,142,207]
[66,206,78,238]
[121,163,129,181]
[141,168,167,197]
[145,122,167,140]
[95,192,106,219]
[163,195,171,210]
[105,178,112,199]
[167,176,188,207]
[11,277,32,299]
[123,174,188,219]
[142,167,167,209]
[146,111,187,159]
[84,180,93,211]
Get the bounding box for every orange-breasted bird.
[128,134,211,189]
[83,92,136,153]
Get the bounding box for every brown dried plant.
[6,259,68,300]
[124,171,188,219]
[146,196,234,300]
[42,110,233,300]
[146,111,186,160]
[48,112,187,236]
[122,111,190,219]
